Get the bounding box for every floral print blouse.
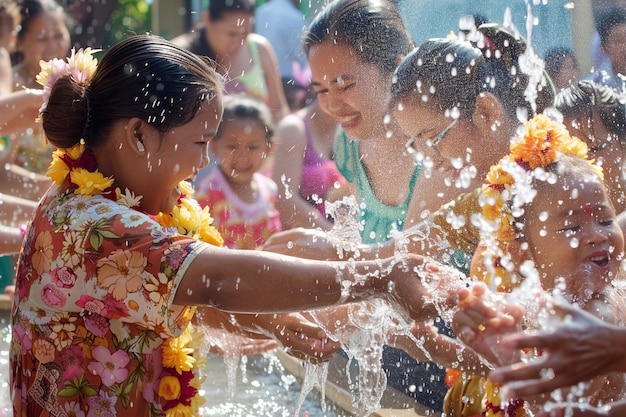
[11,184,201,417]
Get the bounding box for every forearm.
[0,165,52,201]
[0,224,24,255]
[0,90,42,133]
[0,193,38,226]
[193,306,270,339]
[179,246,393,312]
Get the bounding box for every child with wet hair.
[195,95,281,249]
[446,114,626,416]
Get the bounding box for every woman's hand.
[386,255,466,323]
[489,301,626,398]
[264,313,341,364]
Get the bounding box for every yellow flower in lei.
[162,327,195,374]
[70,168,114,195]
[47,142,114,195]
[155,185,224,247]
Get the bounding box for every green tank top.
[334,131,421,244]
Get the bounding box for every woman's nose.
[199,146,210,169]
[583,224,608,246]
[323,92,344,115]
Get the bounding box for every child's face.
[604,23,626,75]
[210,119,270,186]
[553,56,579,91]
[308,40,392,141]
[524,171,624,302]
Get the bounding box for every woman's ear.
[201,10,211,25]
[124,118,148,156]
[472,92,506,134]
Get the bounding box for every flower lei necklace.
[41,48,223,417]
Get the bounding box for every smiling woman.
[170,0,288,123]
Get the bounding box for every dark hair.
[555,80,626,141]
[41,34,223,149]
[390,23,555,120]
[0,0,19,36]
[303,0,415,76]
[215,95,275,141]
[208,0,255,20]
[544,47,577,80]
[596,6,626,47]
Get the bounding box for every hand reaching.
[263,313,341,364]
[489,300,626,398]
[386,255,465,323]
[451,282,525,367]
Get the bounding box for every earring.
[137,141,145,152]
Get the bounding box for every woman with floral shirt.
[10,34,466,417]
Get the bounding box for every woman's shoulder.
[247,32,272,49]
[170,28,204,53]
[248,33,279,61]
[275,112,306,141]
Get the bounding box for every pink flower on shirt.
[51,266,77,288]
[87,346,130,387]
[41,283,66,308]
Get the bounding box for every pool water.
[200,353,349,417]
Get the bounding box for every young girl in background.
[195,95,281,249]
[171,0,288,123]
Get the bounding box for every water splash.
[325,196,363,260]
